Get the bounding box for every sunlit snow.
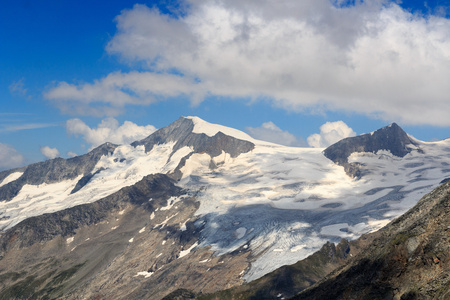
[1,117,450,282]
[0,172,23,188]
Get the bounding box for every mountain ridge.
[324,122,421,177]
[0,116,449,299]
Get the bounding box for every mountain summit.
[324,123,420,177]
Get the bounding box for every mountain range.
[0,116,449,299]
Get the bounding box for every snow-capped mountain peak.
[1,116,450,297]
[186,116,255,142]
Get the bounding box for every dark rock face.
[0,143,117,202]
[324,123,420,177]
[0,173,181,254]
[293,181,450,300]
[133,117,255,158]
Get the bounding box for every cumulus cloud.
[307,121,356,148]
[246,121,306,147]
[66,118,157,148]
[0,143,25,171]
[40,146,60,160]
[45,1,450,125]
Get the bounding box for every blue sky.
[1,0,450,170]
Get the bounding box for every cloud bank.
[0,143,25,171]
[246,122,306,146]
[40,146,60,160]
[66,118,157,148]
[307,121,356,148]
[46,0,450,125]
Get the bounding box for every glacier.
[1,116,450,281]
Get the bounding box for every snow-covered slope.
[1,116,450,283]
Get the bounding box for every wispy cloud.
[9,78,29,98]
[45,1,450,126]
[0,123,58,133]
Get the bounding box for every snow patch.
[135,271,153,278]
[153,213,178,229]
[0,172,23,188]
[187,116,254,142]
[160,196,183,211]
[179,242,198,258]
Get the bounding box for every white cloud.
[66,118,157,148]
[67,151,78,158]
[40,146,60,160]
[0,143,25,171]
[45,1,450,125]
[45,72,205,116]
[0,123,58,133]
[307,121,356,148]
[246,122,306,147]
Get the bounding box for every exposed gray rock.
[132,117,255,179]
[0,143,116,202]
[0,173,181,254]
[324,123,420,177]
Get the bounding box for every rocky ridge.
[0,143,117,202]
[0,117,449,299]
[324,123,420,177]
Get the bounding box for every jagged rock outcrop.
[324,123,420,177]
[132,117,255,180]
[0,143,117,201]
[132,117,255,158]
[293,180,450,300]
